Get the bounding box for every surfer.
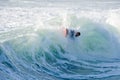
[63,28,81,38]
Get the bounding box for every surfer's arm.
[63,28,68,37]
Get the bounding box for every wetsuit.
[66,29,75,39]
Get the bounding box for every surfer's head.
[75,32,80,37]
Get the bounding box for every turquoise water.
[0,1,120,80]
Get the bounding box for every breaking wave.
[0,7,120,80]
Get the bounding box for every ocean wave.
[0,7,120,80]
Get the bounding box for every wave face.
[0,6,120,80]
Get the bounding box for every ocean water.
[0,0,120,80]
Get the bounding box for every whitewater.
[0,1,120,80]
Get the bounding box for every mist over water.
[0,0,120,80]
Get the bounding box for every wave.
[0,7,120,80]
